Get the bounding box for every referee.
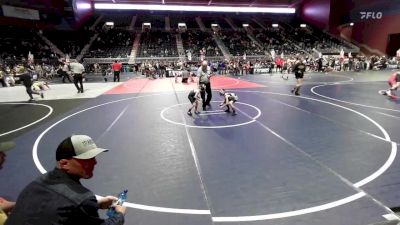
[69,60,85,93]
[197,60,213,111]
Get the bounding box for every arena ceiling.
[92,0,302,7]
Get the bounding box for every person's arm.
[392,82,400,90]
[220,95,229,108]
[197,67,202,85]
[207,66,215,78]
[80,64,86,75]
[195,90,202,101]
[0,197,15,214]
[78,197,125,225]
[97,196,117,210]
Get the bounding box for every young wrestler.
[385,72,400,98]
[32,80,50,91]
[187,84,205,116]
[291,58,306,96]
[219,89,238,115]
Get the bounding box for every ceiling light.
[94,4,296,13]
[76,3,91,9]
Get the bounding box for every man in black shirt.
[6,135,126,225]
[291,59,306,96]
[18,68,44,101]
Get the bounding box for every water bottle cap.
[123,189,128,193]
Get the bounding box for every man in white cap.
[5,135,126,225]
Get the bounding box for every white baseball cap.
[56,135,108,161]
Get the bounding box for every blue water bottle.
[107,189,128,218]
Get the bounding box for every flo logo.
[360,12,383,19]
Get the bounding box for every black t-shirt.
[5,168,125,225]
[294,63,306,75]
[18,73,32,87]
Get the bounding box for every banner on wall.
[349,1,400,22]
[1,5,40,20]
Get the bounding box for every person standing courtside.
[197,60,213,111]
[62,61,72,83]
[0,141,16,225]
[112,60,122,82]
[69,60,85,93]
[291,58,306,96]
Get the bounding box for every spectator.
[0,141,16,225]
[111,60,122,82]
[61,62,72,83]
[5,135,126,225]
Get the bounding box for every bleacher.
[135,14,165,30]
[97,14,133,29]
[253,29,299,55]
[181,30,221,57]
[201,16,231,29]
[137,31,178,58]
[0,14,361,65]
[43,29,94,57]
[219,30,263,56]
[0,26,54,63]
[84,29,134,58]
[170,16,199,29]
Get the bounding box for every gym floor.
[1,70,400,225]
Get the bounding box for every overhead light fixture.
[272,24,279,27]
[143,22,151,26]
[349,22,354,26]
[300,24,306,27]
[178,23,186,26]
[211,24,219,27]
[105,22,114,26]
[243,24,249,27]
[94,3,296,13]
[76,3,92,10]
